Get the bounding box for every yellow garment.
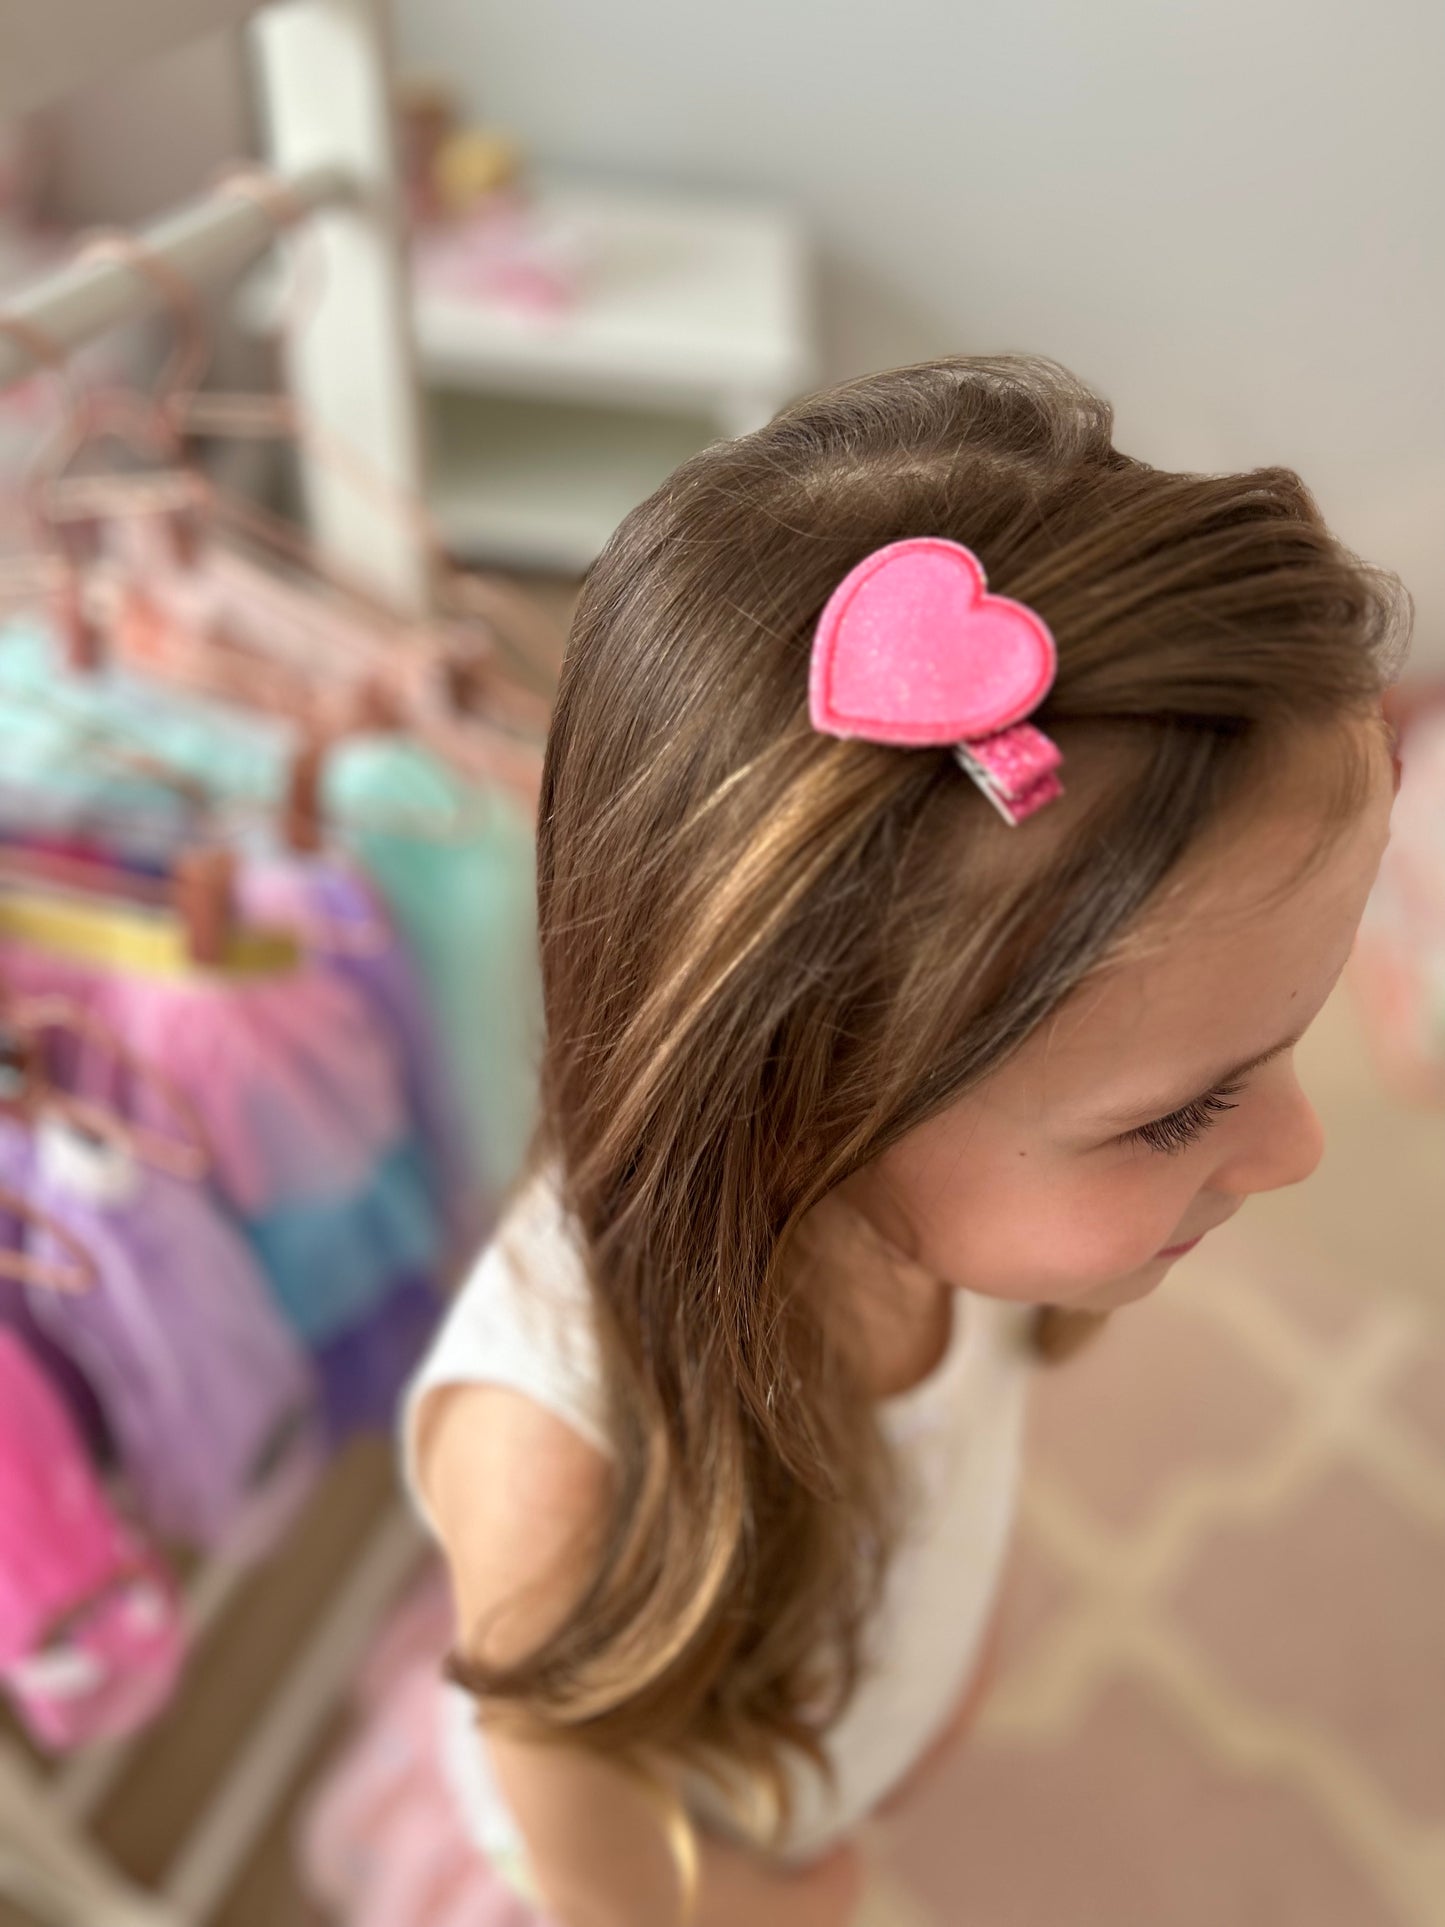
[0,884,297,979]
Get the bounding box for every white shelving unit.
[427,388,720,573]
[421,180,816,571]
[251,178,817,572]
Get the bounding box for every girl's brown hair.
[453,356,1406,1831]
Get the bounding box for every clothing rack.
[0,5,435,1922]
[0,162,348,390]
[2,0,429,615]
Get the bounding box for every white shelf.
[427,389,719,573]
[414,180,815,427]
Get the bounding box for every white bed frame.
[0,5,433,1919]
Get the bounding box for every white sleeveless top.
[402,1174,1034,1871]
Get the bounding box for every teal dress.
[324,737,542,1201]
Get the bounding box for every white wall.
[32,26,250,224]
[396,0,1445,659]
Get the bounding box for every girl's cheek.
[908,1189,1098,1304]
[890,1135,1203,1301]
[1018,1160,1198,1291]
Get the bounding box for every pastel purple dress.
[2,1118,324,1555]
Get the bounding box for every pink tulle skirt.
[299,1567,550,1927]
[0,938,405,1218]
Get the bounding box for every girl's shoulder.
[404,1172,613,1664]
[406,1169,614,1475]
[415,1379,610,1667]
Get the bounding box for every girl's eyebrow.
[1096,1032,1305,1130]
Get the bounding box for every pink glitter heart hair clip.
[808,537,1064,825]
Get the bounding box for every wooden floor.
[1,1441,415,1927]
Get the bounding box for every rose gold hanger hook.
[0,1182,97,1294]
[5,996,212,1183]
[0,312,85,536]
[9,262,193,558]
[73,227,212,419]
[0,312,74,389]
[0,312,117,663]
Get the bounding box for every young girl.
[404,356,1406,1926]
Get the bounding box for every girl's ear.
[1029,1304,1112,1366]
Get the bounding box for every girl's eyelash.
[1124,1080,1246,1156]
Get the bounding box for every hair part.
[451,355,1408,1836]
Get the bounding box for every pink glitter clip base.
[953,723,1064,826]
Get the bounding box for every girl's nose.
[1211,1069,1326,1199]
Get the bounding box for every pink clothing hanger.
[0,992,211,1183]
[0,186,550,814]
[0,1179,96,1294]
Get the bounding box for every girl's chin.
[1066,1254,1174,1312]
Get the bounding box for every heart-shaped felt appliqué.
[809,537,1058,746]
